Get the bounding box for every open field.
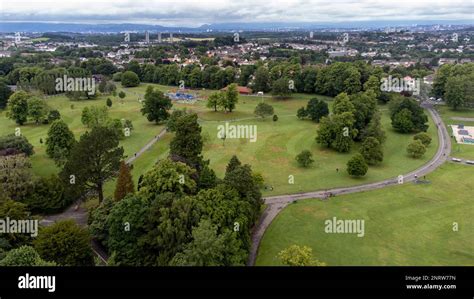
[0,89,164,180]
[437,105,474,160]
[1,82,441,198]
[256,163,474,266]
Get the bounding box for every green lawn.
[256,163,474,266]
[1,83,442,199]
[437,105,474,160]
[0,89,164,182]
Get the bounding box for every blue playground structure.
[166,92,196,100]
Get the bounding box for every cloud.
[1,0,473,26]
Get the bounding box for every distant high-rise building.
[14,32,21,44]
[342,33,349,44]
[309,31,314,39]
[145,31,150,44]
[158,32,162,43]
[170,32,173,43]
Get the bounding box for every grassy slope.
[256,163,474,266]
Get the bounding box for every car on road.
[451,158,462,162]
[466,160,474,165]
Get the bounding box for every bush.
[47,109,61,122]
[413,132,432,147]
[0,246,56,266]
[121,71,140,87]
[112,72,122,82]
[296,150,314,168]
[33,220,94,266]
[23,175,70,214]
[0,134,34,157]
[407,140,426,158]
[346,154,368,177]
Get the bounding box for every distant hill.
[0,20,472,33]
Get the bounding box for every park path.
[247,102,452,266]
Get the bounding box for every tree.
[0,134,34,157]
[278,245,326,266]
[46,120,76,165]
[6,91,29,125]
[296,150,314,168]
[0,246,56,266]
[223,83,239,112]
[389,96,428,133]
[138,159,197,201]
[141,86,172,124]
[306,98,329,122]
[114,161,135,201]
[346,154,368,177]
[118,91,126,99]
[445,76,464,110]
[107,194,149,266]
[253,67,270,92]
[273,114,278,122]
[359,137,383,165]
[0,198,32,246]
[113,72,122,82]
[333,92,356,115]
[166,109,188,132]
[27,98,49,124]
[413,132,432,147]
[47,109,61,122]
[272,77,291,98]
[0,78,13,109]
[254,102,274,118]
[361,112,386,144]
[407,140,426,158]
[0,155,34,200]
[364,75,381,94]
[171,219,245,266]
[61,126,124,203]
[297,107,308,119]
[316,116,336,148]
[106,97,112,108]
[392,109,414,133]
[88,198,114,248]
[206,92,224,112]
[23,175,68,214]
[224,164,263,223]
[81,106,109,128]
[121,71,140,87]
[169,113,204,168]
[225,155,241,176]
[33,220,94,266]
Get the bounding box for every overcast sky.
[1,0,473,27]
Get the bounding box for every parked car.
[466,160,474,165]
[451,158,462,162]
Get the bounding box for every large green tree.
[46,120,76,166]
[61,126,124,203]
[141,86,172,124]
[6,91,29,125]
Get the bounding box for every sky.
[0,0,473,27]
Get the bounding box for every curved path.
[247,102,451,266]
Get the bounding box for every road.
[246,102,452,266]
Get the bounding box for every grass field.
[437,105,474,160]
[0,88,164,181]
[0,83,441,199]
[256,163,474,266]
